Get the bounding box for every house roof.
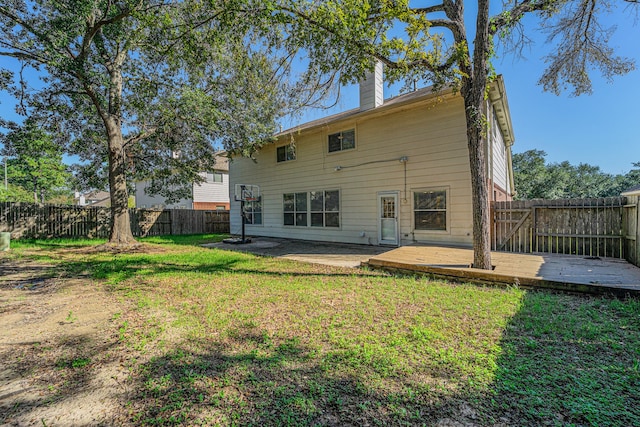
[276,84,443,138]
[488,76,515,146]
[76,190,111,207]
[621,184,640,196]
[275,75,515,147]
[214,151,229,172]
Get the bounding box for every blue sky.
[1,4,638,175]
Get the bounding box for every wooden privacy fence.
[622,194,640,267]
[130,209,230,236]
[492,198,625,259]
[0,202,230,239]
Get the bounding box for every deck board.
[366,246,640,296]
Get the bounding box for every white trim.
[276,143,297,163]
[378,191,400,246]
[326,128,357,155]
[412,186,450,234]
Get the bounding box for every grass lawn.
[5,236,640,426]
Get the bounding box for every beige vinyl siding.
[193,172,230,204]
[230,95,474,246]
[489,108,510,194]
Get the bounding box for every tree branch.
[0,50,47,64]
[428,18,459,33]
[411,4,446,14]
[489,0,553,35]
[124,128,158,147]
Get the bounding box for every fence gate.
[492,198,625,258]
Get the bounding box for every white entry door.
[378,192,399,246]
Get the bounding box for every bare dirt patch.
[0,257,130,426]
[63,242,169,256]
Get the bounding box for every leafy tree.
[246,0,636,269]
[0,183,33,202]
[512,149,553,199]
[615,162,640,194]
[0,0,290,246]
[513,150,639,199]
[1,119,70,203]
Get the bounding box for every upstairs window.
[277,144,296,162]
[206,172,223,183]
[328,129,355,153]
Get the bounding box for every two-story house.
[229,65,515,246]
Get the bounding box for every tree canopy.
[513,150,640,199]
[0,0,296,245]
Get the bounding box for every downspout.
[483,100,493,202]
[488,105,494,201]
[507,143,516,198]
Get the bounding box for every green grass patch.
[10,238,640,426]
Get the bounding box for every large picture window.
[328,129,355,153]
[310,190,340,227]
[283,192,307,226]
[414,190,447,231]
[243,199,262,225]
[284,190,340,228]
[277,144,296,163]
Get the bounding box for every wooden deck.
[365,246,640,297]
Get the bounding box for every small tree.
[247,0,636,269]
[1,120,70,203]
[0,184,33,203]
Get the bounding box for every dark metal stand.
[223,197,252,244]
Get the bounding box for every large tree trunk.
[461,0,492,270]
[105,116,137,245]
[463,94,492,270]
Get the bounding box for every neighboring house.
[135,152,230,210]
[622,185,640,197]
[229,64,516,247]
[75,190,111,207]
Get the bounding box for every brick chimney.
[359,61,383,111]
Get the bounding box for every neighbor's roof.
[214,151,229,172]
[621,184,640,196]
[275,75,515,146]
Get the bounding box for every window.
[243,199,262,225]
[414,190,447,231]
[206,172,223,183]
[283,192,307,226]
[284,190,340,228]
[277,144,296,162]
[328,129,355,153]
[310,190,340,227]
